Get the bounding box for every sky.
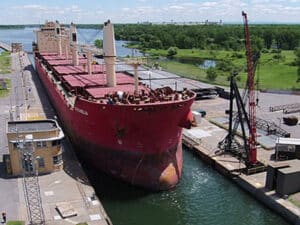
[0,0,299,24]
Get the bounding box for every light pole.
[14,86,20,120]
[277,117,281,128]
[35,156,41,176]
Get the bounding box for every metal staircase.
[19,136,45,225]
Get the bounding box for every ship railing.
[55,82,75,106]
[40,60,73,104]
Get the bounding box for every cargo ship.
[33,20,195,190]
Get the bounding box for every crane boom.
[242,11,257,165]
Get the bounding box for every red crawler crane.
[242,11,257,165]
[218,12,262,171]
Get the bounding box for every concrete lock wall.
[266,165,276,190]
[276,169,300,196]
[265,164,290,190]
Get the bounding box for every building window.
[37,157,45,168]
[53,154,63,165]
[13,143,19,149]
[36,141,47,148]
[52,140,61,146]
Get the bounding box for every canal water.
[199,59,216,69]
[0,27,141,58]
[85,147,289,225]
[0,27,290,225]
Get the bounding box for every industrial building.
[6,119,64,176]
[275,137,300,160]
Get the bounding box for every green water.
[87,148,290,225]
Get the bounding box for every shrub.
[231,52,244,58]
[94,39,103,48]
[217,60,234,72]
[261,48,269,53]
[167,47,178,58]
[273,54,285,61]
[271,49,281,54]
[206,68,218,81]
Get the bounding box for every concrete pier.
[0,41,12,52]
[0,51,112,224]
[183,95,300,224]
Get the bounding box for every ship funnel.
[55,21,62,56]
[70,22,79,66]
[103,20,116,87]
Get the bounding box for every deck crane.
[218,12,264,171]
[67,22,103,74]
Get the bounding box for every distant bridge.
[0,41,12,52]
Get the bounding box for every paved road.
[0,52,24,220]
[0,52,111,224]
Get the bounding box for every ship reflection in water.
[84,148,289,225]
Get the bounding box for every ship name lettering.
[74,107,88,115]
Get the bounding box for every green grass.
[148,48,243,61]
[288,195,300,208]
[7,221,24,225]
[76,223,88,225]
[0,78,11,97]
[0,51,11,74]
[149,59,229,85]
[146,49,299,90]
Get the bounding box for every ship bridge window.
[36,141,47,148]
[72,33,77,42]
[52,140,61,146]
[53,154,63,165]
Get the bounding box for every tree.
[206,67,218,81]
[113,23,300,51]
[183,36,194,49]
[217,60,234,72]
[263,30,273,49]
[252,36,264,55]
[167,47,178,58]
[94,39,103,48]
[149,39,163,49]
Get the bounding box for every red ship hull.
[35,57,195,190]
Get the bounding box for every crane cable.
[77,28,102,44]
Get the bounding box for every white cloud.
[1,0,299,24]
[22,4,42,9]
[202,2,218,7]
[169,5,185,10]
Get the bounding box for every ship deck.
[38,52,194,103]
[62,73,135,88]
